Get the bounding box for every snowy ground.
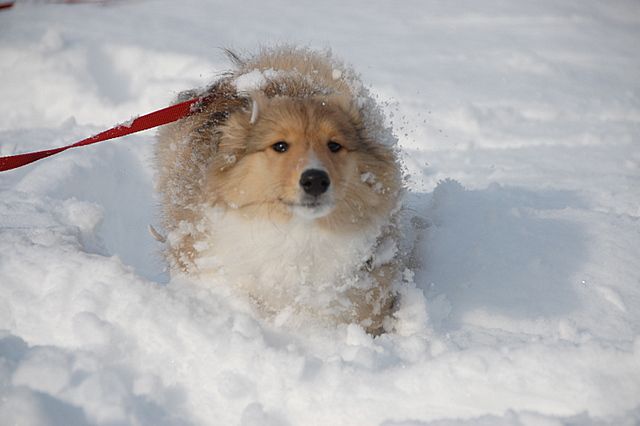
[1,0,640,424]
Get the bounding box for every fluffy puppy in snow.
[155,47,403,334]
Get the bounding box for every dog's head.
[207,93,400,229]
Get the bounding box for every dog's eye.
[328,141,342,153]
[272,141,289,153]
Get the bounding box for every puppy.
[155,46,403,334]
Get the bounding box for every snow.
[1,0,639,425]
[233,69,268,93]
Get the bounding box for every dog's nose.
[300,169,330,196]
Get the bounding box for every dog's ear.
[224,90,268,128]
[211,91,269,173]
[324,93,362,125]
[247,91,269,125]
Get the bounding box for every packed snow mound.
[1,0,640,425]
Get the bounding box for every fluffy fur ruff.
[155,47,403,334]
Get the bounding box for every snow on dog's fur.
[155,47,403,334]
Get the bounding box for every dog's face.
[208,95,400,229]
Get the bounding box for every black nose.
[299,169,330,196]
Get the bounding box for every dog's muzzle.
[292,168,334,219]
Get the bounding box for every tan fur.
[155,47,402,334]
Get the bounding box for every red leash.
[0,97,201,172]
